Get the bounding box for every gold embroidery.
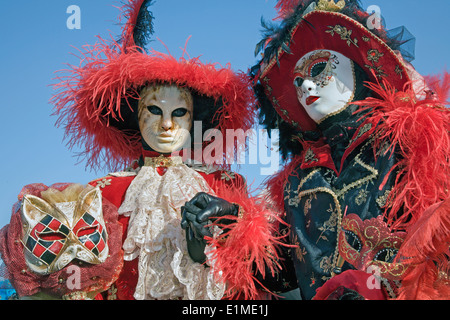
[63,291,89,300]
[288,194,301,208]
[376,140,392,157]
[304,148,319,164]
[285,183,302,208]
[294,234,308,263]
[347,123,372,148]
[355,188,369,206]
[144,155,183,167]
[259,11,411,84]
[316,0,345,12]
[326,25,359,47]
[334,152,379,199]
[317,203,339,243]
[319,254,334,275]
[280,109,289,117]
[263,78,273,94]
[381,278,398,299]
[303,193,317,216]
[365,64,388,78]
[296,187,344,273]
[272,96,280,107]
[221,171,236,181]
[310,273,317,287]
[296,246,307,263]
[96,178,112,189]
[107,285,118,300]
[367,49,384,63]
[300,169,320,190]
[395,65,403,79]
[365,49,387,78]
[376,188,392,208]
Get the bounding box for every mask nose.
[302,79,317,94]
[161,116,173,131]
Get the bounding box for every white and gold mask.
[138,84,194,154]
[294,50,355,123]
[20,185,108,275]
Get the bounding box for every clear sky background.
[0,0,448,230]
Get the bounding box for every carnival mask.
[338,214,409,280]
[20,185,108,275]
[138,84,194,154]
[293,50,355,123]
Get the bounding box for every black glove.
[181,192,239,264]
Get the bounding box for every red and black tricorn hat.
[252,0,414,132]
[52,0,256,172]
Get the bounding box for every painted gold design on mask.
[20,185,108,275]
[293,50,356,123]
[138,84,194,154]
[338,214,409,280]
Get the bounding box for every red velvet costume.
[48,0,284,300]
[1,0,285,300]
[86,153,269,300]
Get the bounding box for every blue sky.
[0,0,448,230]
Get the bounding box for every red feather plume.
[52,39,256,172]
[206,180,291,300]
[395,198,450,300]
[274,0,302,20]
[118,0,153,50]
[353,72,450,231]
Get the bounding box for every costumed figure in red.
[0,0,285,300]
[0,0,287,300]
[183,0,450,300]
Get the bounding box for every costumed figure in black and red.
[0,0,285,300]
[183,0,450,300]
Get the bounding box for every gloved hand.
[181,192,239,264]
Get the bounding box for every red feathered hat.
[254,0,450,232]
[252,0,416,132]
[52,0,255,172]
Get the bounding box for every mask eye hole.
[172,108,188,117]
[294,77,304,88]
[77,226,98,238]
[310,61,328,78]
[38,232,66,241]
[147,105,163,115]
[374,248,398,263]
[344,230,362,252]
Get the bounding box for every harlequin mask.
[20,185,108,275]
[293,50,355,123]
[338,214,409,280]
[138,84,194,154]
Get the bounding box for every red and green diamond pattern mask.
[20,186,108,275]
